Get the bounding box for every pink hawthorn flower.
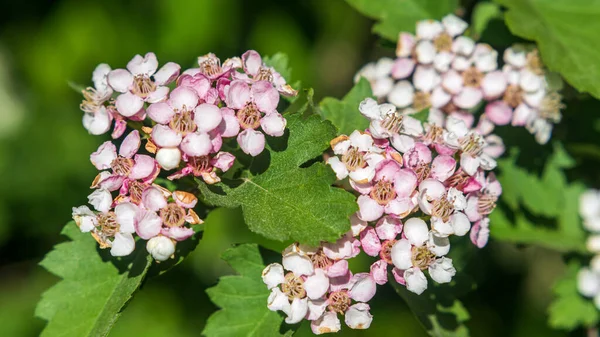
[391,218,454,294]
[225,79,285,156]
[72,195,138,257]
[417,179,470,236]
[356,159,418,221]
[80,64,114,135]
[354,58,395,99]
[90,130,160,191]
[464,171,502,222]
[443,116,497,175]
[108,52,180,117]
[167,152,235,184]
[359,98,423,139]
[491,45,564,144]
[327,131,384,183]
[238,50,298,96]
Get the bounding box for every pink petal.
[357,195,384,222]
[153,62,181,85]
[115,92,144,117]
[360,227,382,257]
[161,226,194,241]
[349,273,377,302]
[181,132,212,157]
[430,155,456,182]
[211,152,236,171]
[141,187,167,212]
[370,260,388,285]
[375,159,402,181]
[90,141,117,170]
[252,80,280,113]
[485,101,513,126]
[327,259,349,278]
[225,80,251,109]
[242,50,262,76]
[107,69,133,93]
[194,103,223,133]
[147,102,175,124]
[119,130,141,158]
[82,108,111,135]
[453,87,483,109]
[169,86,199,111]
[375,216,402,241]
[391,58,416,79]
[481,71,507,99]
[98,174,125,192]
[126,52,158,76]
[135,209,162,239]
[152,124,183,147]
[146,86,170,104]
[442,70,464,95]
[304,269,330,300]
[237,129,265,156]
[178,73,211,99]
[261,112,286,137]
[129,154,157,180]
[218,107,241,137]
[470,218,490,248]
[393,169,418,197]
[396,33,415,57]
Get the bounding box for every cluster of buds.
[577,189,600,308]
[262,95,503,334]
[73,50,296,260]
[355,15,564,144]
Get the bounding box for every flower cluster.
[355,15,564,144]
[576,189,600,308]
[263,94,503,333]
[73,51,296,260]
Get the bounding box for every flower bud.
[146,236,175,261]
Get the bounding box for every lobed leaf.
[319,77,373,135]
[345,0,459,41]
[496,0,600,99]
[35,222,152,337]
[198,110,357,246]
[490,144,587,252]
[548,262,599,330]
[203,244,290,337]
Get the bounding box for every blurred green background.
[0,0,579,336]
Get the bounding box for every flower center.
[97,211,119,238]
[281,272,306,301]
[433,32,453,52]
[431,194,454,222]
[423,125,445,144]
[255,67,274,82]
[127,180,147,204]
[169,109,197,135]
[189,156,211,175]
[381,112,403,134]
[462,66,483,88]
[311,249,333,270]
[380,239,396,264]
[80,87,105,113]
[370,180,397,205]
[131,74,156,98]
[459,133,484,156]
[503,84,523,108]
[441,101,458,114]
[160,203,186,227]
[111,157,134,176]
[412,245,436,270]
[526,49,544,75]
[413,91,432,111]
[539,91,564,122]
[446,170,471,191]
[477,194,497,215]
[341,147,366,171]
[200,57,222,77]
[328,291,352,314]
[237,102,262,129]
[414,162,431,183]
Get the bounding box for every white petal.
[282,252,314,276]
[87,189,112,213]
[267,288,291,314]
[114,202,138,233]
[110,232,135,257]
[428,231,450,256]
[285,297,309,324]
[311,312,341,335]
[403,217,429,246]
[345,303,373,330]
[304,269,330,299]
[404,267,428,295]
[262,263,285,289]
[146,236,175,261]
[413,66,440,92]
[416,19,444,40]
[428,257,456,284]
[442,14,468,37]
[391,239,413,270]
[578,267,600,297]
[155,147,181,170]
[388,81,414,108]
[415,40,436,64]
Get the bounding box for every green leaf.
[390,272,471,337]
[319,77,373,135]
[345,0,459,40]
[496,0,600,99]
[490,144,587,252]
[198,112,357,246]
[35,222,152,337]
[203,244,290,337]
[470,2,502,40]
[548,262,599,330]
